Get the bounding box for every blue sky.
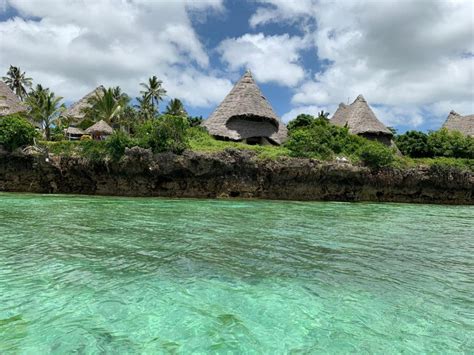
[1,0,473,133]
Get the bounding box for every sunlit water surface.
[0,193,473,353]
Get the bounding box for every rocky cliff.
[1,147,473,204]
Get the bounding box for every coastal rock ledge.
[1,147,473,204]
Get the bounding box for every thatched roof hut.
[0,81,27,116]
[442,110,474,137]
[65,126,85,135]
[64,126,85,140]
[202,71,287,145]
[331,95,394,146]
[62,85,104,122]
[85,119,113,140]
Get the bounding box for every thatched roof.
[0,80,27,116]
[202,71,287,145]
[442,110,474,137]
[331,95,392,136]
[85,120,113,135]
[65,126,85,135]
[62,85,104,122]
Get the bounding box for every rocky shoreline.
[1,147,473,204]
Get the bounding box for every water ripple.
[0,193,473,353]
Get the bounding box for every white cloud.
[218,33,308,87]
[253,0,474,128]
[0,0,231,107]
[249,0,313,28]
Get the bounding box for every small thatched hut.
[62,85,104,123]
[85,120,113,140]
[442,111,474,137]
[0,81,27,117]
[202,71,287,145]
[64,126,85,140]
[331,95,395,147]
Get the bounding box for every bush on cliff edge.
[356,141,395,169]
[0,114,38,151]
[137,114,189,154]
[106,130,133,161]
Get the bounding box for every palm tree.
[140,75,166,115]
[2,65,32,101]
[317,110,330,120]
[135,94,153,121]
[85,87,128,124]
[26,85,65,140]
[164,98,187,117]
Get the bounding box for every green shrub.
[137,115,190,154]
[78,140,108,161]
[357,141,394,169]
[427,128,473,159]
[187,116,203,127]
[396,128,474,159]
[287,114,317,132]
[0,114,38,151]
[285,117,365,159]
[50,126,66,141]
[395,130,432,157]
[106,130,132,161]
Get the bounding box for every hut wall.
[359,133,393,147]
[225,116,278,144]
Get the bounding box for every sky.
[0,0,473,132]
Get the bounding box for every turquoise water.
[0,193,473,353]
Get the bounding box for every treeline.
[395,129,473,159]
[1,65,202,141]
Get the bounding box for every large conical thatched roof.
[62,85,104,122]
[85,119,113,135]
[442,110,474,137]
[331,95,392,136]
[0,81,27,116]
[202,71,287,144]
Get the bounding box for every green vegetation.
[2,65,32,101]
[106,130,133,161]
[140,75,167,116]
[164,98,187,117]
[84,87,129,124]
[285,115,396,168]
[0,114,38,151]
[25,85,65,140]
[41,140,108,161]
[356,141,394,169]
[137,114,190,154]
[396,129,473,159]
[187,126,290,160]
[1,65,472,172]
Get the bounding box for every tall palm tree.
[2,65,33,101]
[26,85,65,140]
[164,98,187,117]
[140,75,166,115]
[85,87,127,124]
[135,94,153,121]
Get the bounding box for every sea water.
[0,193,473,353]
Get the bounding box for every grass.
[187,127,291,160]
[40,140,108,161]
[393,156,474,172]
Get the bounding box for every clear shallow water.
[0,193,473,353]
